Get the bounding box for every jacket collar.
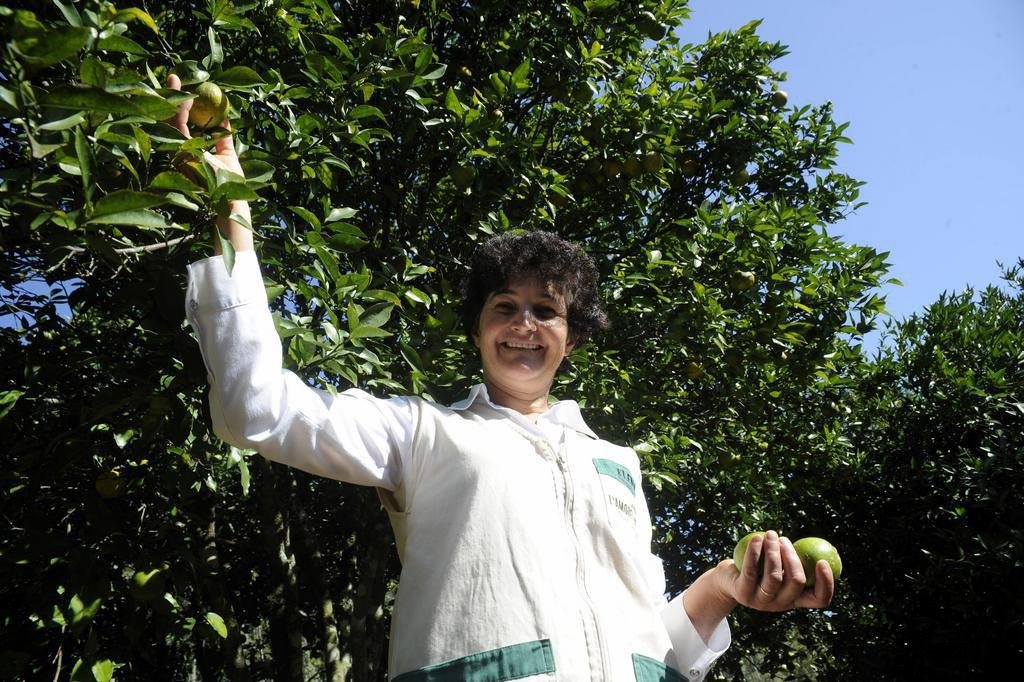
[449,383,599,440]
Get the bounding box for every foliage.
[1,1,894,679]
[825,265,1024,678]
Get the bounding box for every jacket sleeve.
[185,251,413,489]
[633,474,730,681]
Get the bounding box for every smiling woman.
[462,231,608,417]
[182,108,836,680]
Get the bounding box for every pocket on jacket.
[632,653,687,682]
[392,638,556,681]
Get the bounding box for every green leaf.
[421,65,447,80]
[133,124,151,162]
[12,24,90,68]
[400,342,426,373]
[85,209,171,227]
[93,191,166,217]
[325,207,357,222]
[325,222,367,250]
[240,159,274,183]
[404,287,431,306]
[205,612,228,638]
[54,0,83,26]
[361,304,393,328]
[350,325,392,339]
[444,87,464,117]
[74,126,91,199]
[206,27,224,69]
[114,7,160,34]
[149,171,200,194]
[0,389,24,420]
[38,111,87,132]
[217,66,265,86]
[219,233,236,274]
[97,34,149,56]
[41,85,143,117]
[289,206,321,229]
[91,660,115,682]
[129,94,180,120]
[211,182,258,204]
[348,104,385,121]
[171,60,210,86]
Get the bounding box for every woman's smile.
[474,278,575,400]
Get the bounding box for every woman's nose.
[512,308,537,330]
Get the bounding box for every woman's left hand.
[720,530,835,612]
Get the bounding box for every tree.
[824,264,1024,678]
[1,1,887,679]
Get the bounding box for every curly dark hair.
[460,231,609,345]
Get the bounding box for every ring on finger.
[758,584,778,598]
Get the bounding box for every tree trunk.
[198,500,250,681]
[291,474,346,682]
[347,493,394,682]
[258,462,305,681]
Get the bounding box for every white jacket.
[186,251,729,681]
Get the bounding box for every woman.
[173,75,834,681]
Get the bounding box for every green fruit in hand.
[733,531,766,571]
[188,81,229,130]
[793,537,842,587]
[129,568,165,603]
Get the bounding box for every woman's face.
[473,277,575,397]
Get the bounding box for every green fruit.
[684,360,704,379]
[793,537,842,587]
[603,159,622,179]
[732,168,751,185]
[95,469,125,498]
[584,158,603,176]
[679,157,699,177]
[733,531,766,571]
[188,81,229,130]
[622,157,642,178]
[641,150,663,173]
[129,568,165,603]
[572,82,593,104]
[450,164,476,189]
[547,192,569,208]
[730,270,756,292]
[638,12,667,41]
[772,89,788,107]
[718,451,741,469]
[581,123,602,143]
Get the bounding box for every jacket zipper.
[549,439,609,679]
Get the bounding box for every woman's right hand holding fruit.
[166,72,252,254]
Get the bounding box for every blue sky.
[677,0,1024,348]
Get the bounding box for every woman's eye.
[494,302,515,313]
